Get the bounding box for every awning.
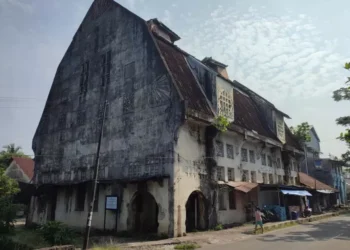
[221,181,258,193]
[281,189,312,196]
[317,190,334,194]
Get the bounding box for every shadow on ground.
[257,216,350,243]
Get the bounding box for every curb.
[249,211,349,235]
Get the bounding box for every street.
[201,215,350,250]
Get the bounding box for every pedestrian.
[254,206,264,234]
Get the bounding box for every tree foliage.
[0,168,20,197]
[213,115,230,132]
[333,62,350,162]
[0,144,28,170]
[290,122,312,143]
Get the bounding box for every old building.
[5,157,34,183]
[28,0,304,236]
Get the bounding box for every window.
[289,177,294,185]
[228,189,236,209]
[216,141,224,157]
[242,170,249,182]
[251,171,257,183]
[217,166,224,181]
[249,150,255,163]
[241,148,248,162]
[269,174,274,184]
[294,177,298,185]
[267,155,272,167]
[219,190,226,210]
[75,183,87,211]
[226,144,234,159]
[218,89,233,118]
[227,168,235,181]
[262,173,267,184]
[278,175,282,184]
[124,61,135,79]
[80,61,89,94]
[101,51,111,86]
[276,158,281,169]
[64,187,73,213]
[261,154,267,166]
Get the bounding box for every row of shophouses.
[27,0,346,237]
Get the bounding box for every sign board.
[105,196,118,210]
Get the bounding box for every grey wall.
[32,2,183,185]
[306,129,320,154]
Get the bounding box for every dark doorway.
[129,191,159,233]
[186,191,207,232]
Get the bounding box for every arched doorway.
[129,191,159,233]
[185,191,208,232]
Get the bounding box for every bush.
[0,236,33,250]
[0,197,21,234]
[214,224,223,231]
[39,221,75,246]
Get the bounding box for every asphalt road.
[202,214,350,250]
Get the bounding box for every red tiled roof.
[12,157,34,180]
[299,172,337,191]
[232,90,278,140]
[155,38,214,117]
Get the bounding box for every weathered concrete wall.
[33,0,181,185]
[31,1,182,235]
[173,122,207,236]
[217,189,246,224]
[54,185,116,230]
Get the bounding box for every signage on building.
[105,196,118,210]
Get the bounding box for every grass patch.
[174,243,201,249]
[10,226,82,249]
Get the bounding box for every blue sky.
[0,0,349,158]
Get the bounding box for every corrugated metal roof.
[284,124,303,151]
[299,172,337,191]
[232,90,278,139]
[155,38,214,116]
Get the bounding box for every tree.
[0,168,20,197]
[0,144,28,170]
[0,169,20,234]
[333,62,350,162]
[290,122,312,143]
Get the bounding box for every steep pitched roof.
[232,90,278,140]
[11,157,34,180]
[155,38,214,117]
[299,172,337,191]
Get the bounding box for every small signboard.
[105,196,118,210]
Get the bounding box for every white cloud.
[178,5,348,101]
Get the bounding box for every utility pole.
[304,143,309,175]
[83,100,108,250]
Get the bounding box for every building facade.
[28,0,304,237]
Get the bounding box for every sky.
[0,0,349,158]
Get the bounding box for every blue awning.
[281,190,312,196]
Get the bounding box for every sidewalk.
[115,211,348,249]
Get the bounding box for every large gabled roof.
[153,36,281,143]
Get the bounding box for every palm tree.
[1,143,22,154]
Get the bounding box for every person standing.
[254,207,264,234]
